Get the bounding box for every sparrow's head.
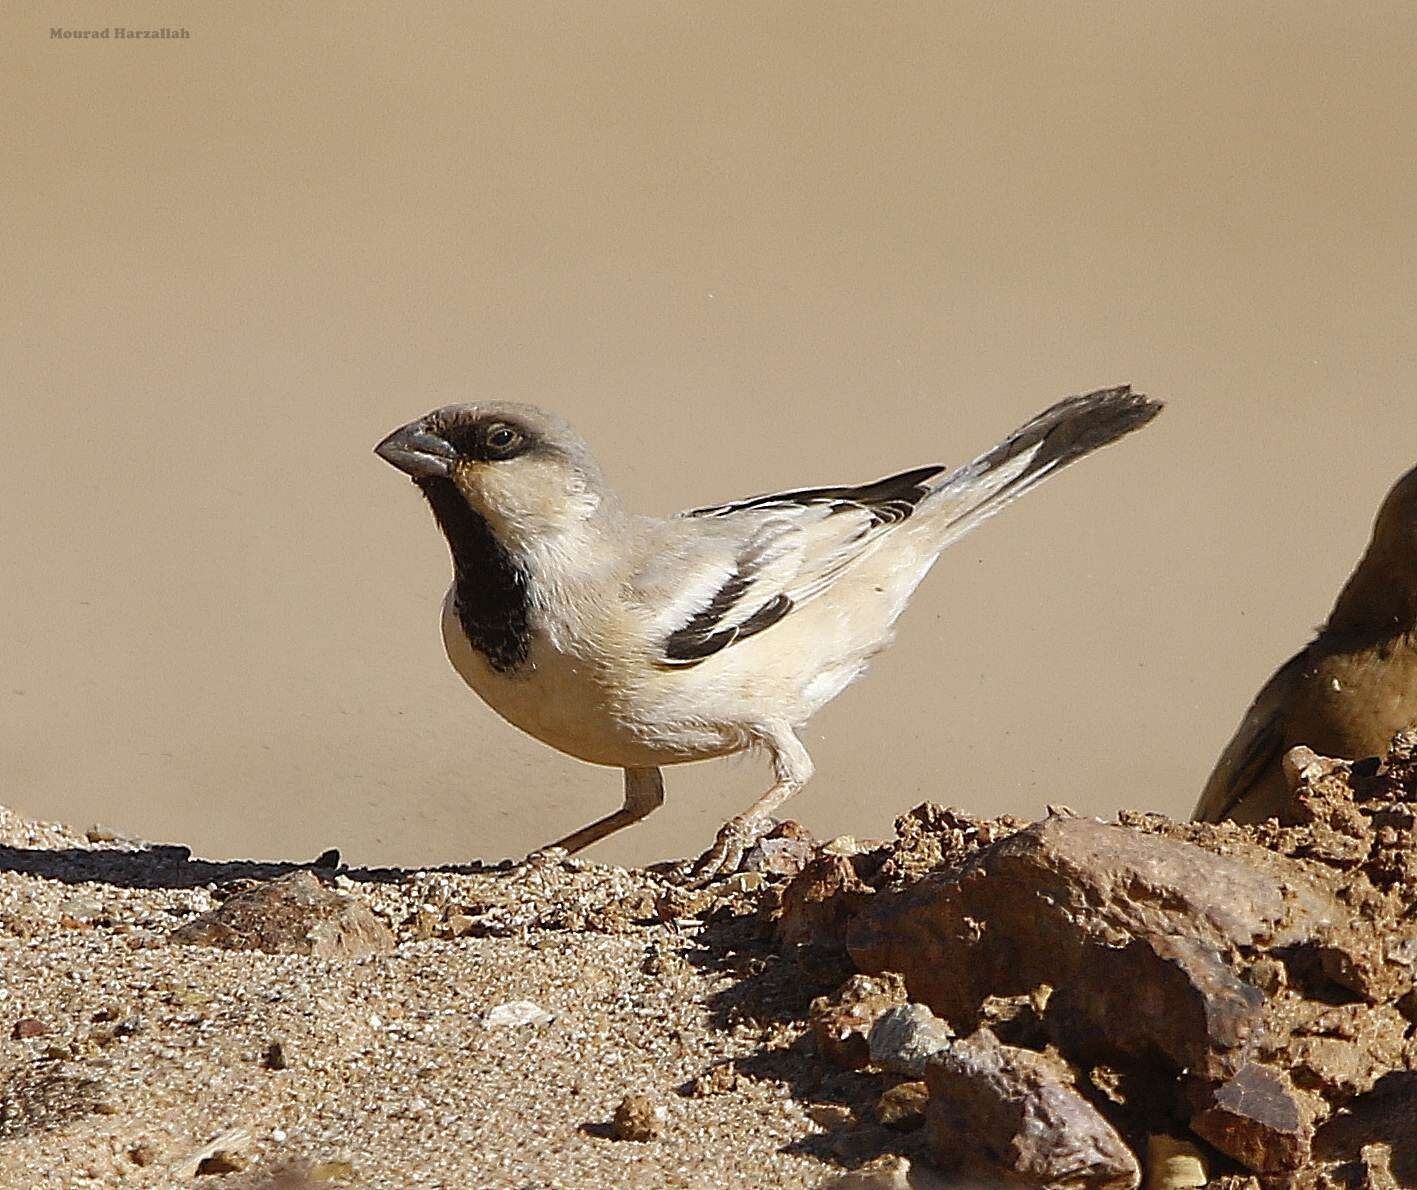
[1328,463,1417,635]
[375,402,611,549]
[1371,464,1417,559]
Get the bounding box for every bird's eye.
[486,425,521,454]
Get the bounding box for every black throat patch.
[416,478,532,675]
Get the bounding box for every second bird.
[1196,464,1417,824]
[376,385,1161,879]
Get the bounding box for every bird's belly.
[439,596,736,768]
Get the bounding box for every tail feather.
[923,385,1162,548]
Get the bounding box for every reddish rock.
[810,973,905,1069]
[169,872,394,959]
[777,853,875,950]
[849,816,1336,1023]
[9,1018,46,1040]
[925,1028,1140,1188]
[1189,1063,1316,1173]
[744,835,817,878]
[1046,933,1265,1080]
[611,1093,666,1141]
[874,1081,929,1130]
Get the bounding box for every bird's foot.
[682,815,768,887]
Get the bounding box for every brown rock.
[611,1092,666,1141]
[9,1018,46,1040]
[925,1028,1140,1188]
[1311,1071,1417,1182]
[850,816,1336,1023]
[1312,920,1416,1003]
[875,1081,928,1130]
[169,872,394,959]
[1189,1063,1315,1173]
[1142,1134,1208,1188]
[867,1003,954,1076]
[744,834,817,878]
[806,1102,856,1129]
[810,973,906,1069]
[778,854,875,950]
[1047,933,1265,1080]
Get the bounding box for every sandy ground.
[0,806,894,1189]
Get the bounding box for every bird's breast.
[1293,635,1417,757]
[437,589,736,767]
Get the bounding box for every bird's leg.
[539,766,665,856]
[688,726,814,885]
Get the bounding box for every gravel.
[0,805,854,1188]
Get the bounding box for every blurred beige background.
[3,2,1415,867]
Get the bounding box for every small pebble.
[611,1093,667,1141]
[196,1150,247,1175]
[484,1000,554,1028]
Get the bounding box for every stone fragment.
[778,854,875,950]
[1047,933,1264,1080]
[9,1018,46,1040]
[483,1000,553,1028]
[1189,1063,1314,1173]
[263,1040,288,1070]
[1143,1135,1208,1188]
[867,1003,953,1076]
[925,1028,1140,1189]
[1286,1003,1408,1099]
[718,870,765,895]
[806,1102,855,1129]
[875,1081,928,1130]
[611,1092,666,1141]
[308,1160,356,1182]
[744,834,816,878]
[1311,1070,1417,1180]
[1313,920,1416,1003]
[168,873,394,959]
[810,973,906,1069]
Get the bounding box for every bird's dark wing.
[649,466,945,668]
[682,464,946,527]
[1194,651,1306,822]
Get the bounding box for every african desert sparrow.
[376,385,1161,879]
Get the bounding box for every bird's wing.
[1193,651,1306,822]
[631,464,946,668]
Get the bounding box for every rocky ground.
[2,737,1417,1188]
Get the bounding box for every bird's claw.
[683,817,765,887]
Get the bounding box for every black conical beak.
[374,422,458,479]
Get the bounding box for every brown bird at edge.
[1195,463,1417,824]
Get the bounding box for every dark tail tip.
[981,385,1163,475]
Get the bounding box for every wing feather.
[651,464,946,668]
[1193,652,1305,822]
